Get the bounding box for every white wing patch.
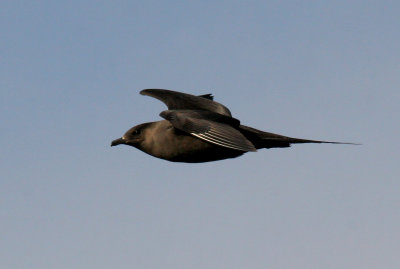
[160,109,256,152]
[191,127,256,152]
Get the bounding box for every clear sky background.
[1,1,399,268]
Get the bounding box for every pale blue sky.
[1,1,400,268]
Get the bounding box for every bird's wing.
[160,110,256,152]
[140,89,232,116]
[197,93,214,100]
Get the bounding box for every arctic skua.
[111,89,357,163]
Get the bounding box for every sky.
[1,0,400,268]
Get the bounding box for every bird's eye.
[133,129,141,135]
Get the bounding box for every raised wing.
[160,110,256,152]
[140,89,232,116]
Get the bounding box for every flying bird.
[111,89,357,163]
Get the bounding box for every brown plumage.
[111,89,357,163]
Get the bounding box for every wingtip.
[159,110,171,119]
[140,89,151,96]
[140,88,174,97]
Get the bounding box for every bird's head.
[111,123,150,148]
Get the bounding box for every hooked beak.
[111,137,125,147]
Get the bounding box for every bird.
[111,89,357,163]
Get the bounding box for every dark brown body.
[131,120,244,163]
[111,89,357,163]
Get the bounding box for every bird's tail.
[239,125,360,149]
